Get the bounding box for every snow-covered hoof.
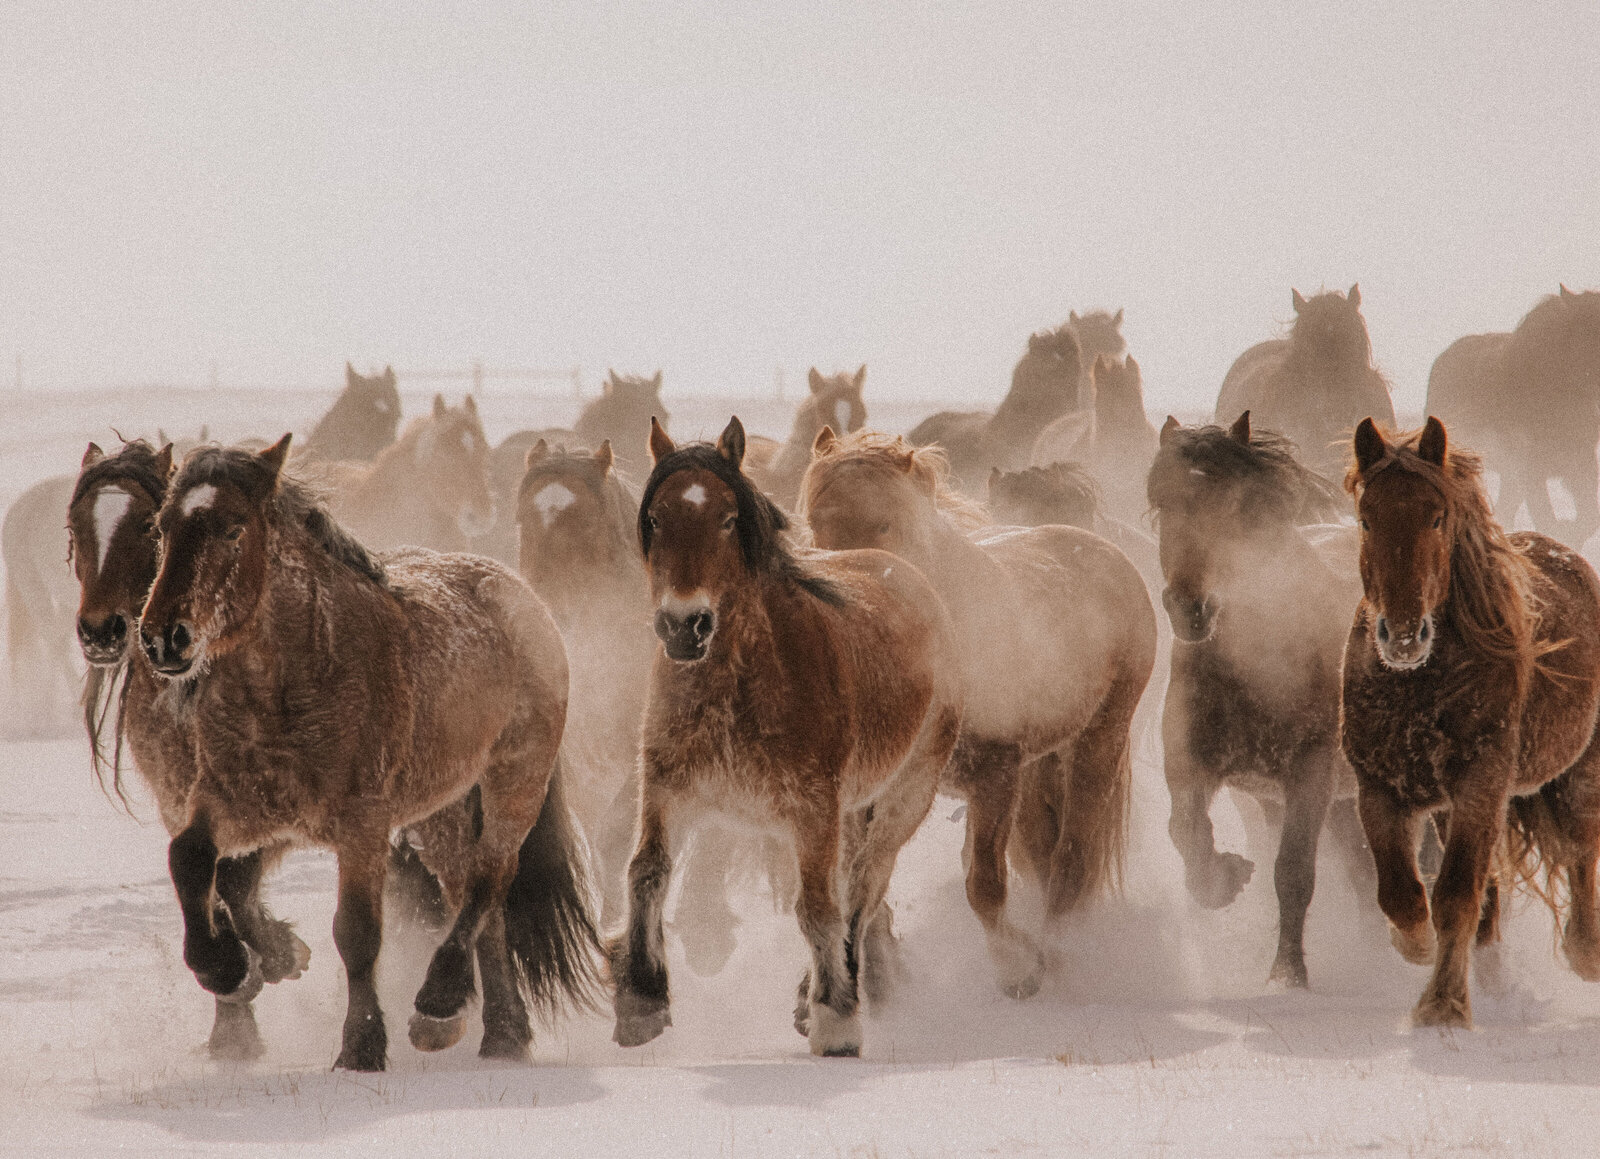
[1391,921,1436,966]
[808,1003,861,1058]
[987,924,1043,1001]
[1412,989,1470,1030]
[214,945,265,1006]
[408,1011,467,1052]
[1267,951,1309,990]
[1188,852,1255,910]
[207,998,265,1061]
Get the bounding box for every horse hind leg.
[216,846,310,985]
[962,741,1044,1000]
[332,841,390,1070]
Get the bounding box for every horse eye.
[1358,519,1368,531]
[721,514,737,531]
[877,522,891,536]
[224,525,245,542]
[1431,515,1443,530]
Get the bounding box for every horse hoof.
[215,946,265,1006]
[1001,973,1041,1001]
[333,1046,388,1073]
[1390,922,1436,966]
[1267,958,1309,990]
[613,1006,671,1048]
[409,1011,468,1052]
[478,1033,533,1063]
[1190,853,1255,910]
[208,1000,266,1062]
[1412,995,1471,1030]
[807,1005,862,1058]
[821,1044,861,1059]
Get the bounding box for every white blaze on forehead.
[90,487,133,571]
[682,483,707,508]
[532,482,577,524]
[180,484,218,516]
[833,399,851,431]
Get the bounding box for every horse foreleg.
[169,815,259,1002]
[332,841,389,1071]
[612,789,674,1047]
[792,807,857,1057]
[1167,772,1254,909]
[1267,759,1334,989]
[963,744,1042,999]
[1415,793,1501,1029]
[1358,786,1432,965]
[215,846,309,985]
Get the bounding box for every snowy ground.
[4,388,1600,1156]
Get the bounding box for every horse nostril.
[688,611,714,640]
[1376,617,1390,644]
[170,622,192,655]
[1418,619,1432,643]
[108,614,127,641]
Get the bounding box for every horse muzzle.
[141,620,197,677]
[1374,613,1433,670]
[654,606,716,663]
[1162,588,1218,643]
[77,612,130,667]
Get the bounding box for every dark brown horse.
[576,371,669,478]
[1216,286,1395,477]
[748,365,868,508]
[1343,417,1600,1027]
[137,437,597,1070]
[803,429,1155,998]
[301,364,402,462]
[1148,413,1370,987]
[1426,287,1600,546]
[908,325,1082,492]
[611,417,963,1057]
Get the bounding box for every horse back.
[1515,532,1600,788]
[1216,339,1287,424]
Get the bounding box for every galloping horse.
[301,363,402,462]
[748,365,868,508]
[1148,413,1368,987]
[802,429,1156,998]
[137,437,597,1069]
[611,417,963,1058]
[1343,418,1600,1027]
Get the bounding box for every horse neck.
[529,546,646,625]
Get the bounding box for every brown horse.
[1032,355,1158,524]
[1148,412,1370,987]
[748,366,868,508]
[324,393,494,552]
[1066,308,1127,407]
[576,371,669,478]
[1216,286,1395,477]
[988,460,1162,592]
[67,439,315,1060]
[1426,287,1600,545]
[1343,417,1600,1027]
[611,417,962,1057]
[908,325,1082,492]
[802,428,1156,998]
[136,437,597,1070]
[301,364,402,462]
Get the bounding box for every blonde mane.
[801,429,990,531]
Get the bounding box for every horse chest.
[1172,646,1335,778]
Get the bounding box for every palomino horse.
[611,417,963,1058]
[68,439,313,1060]
[576,371,670,478]
[324,393,495,552]
[909,325,1082,492]
[748,366,868,508]
[137,437,597,1070]
[1343,417,1600,1027]
[1216,286,1396,478]
[802,429,1156,998]
[1148,413,1370,987]
[301,363,403,462]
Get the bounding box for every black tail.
[504,757,604,1019]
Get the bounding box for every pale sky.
[3,1,1596,413]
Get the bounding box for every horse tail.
[1504,785,1570,926]
[503,755,604,1019]
[1095,732,1133,896]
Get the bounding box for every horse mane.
[520,447,639,562]
[640,442,844,605]
[803,430,991,532]
[1344,429,1542,668]
[69,439,169,511]
[170,447,388,587]
[1148,424,1345,526]
[991,462,1101,525]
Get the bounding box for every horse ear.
[651,370,663,391]
[1561,284,1576,300]
[464,394,478,416]
[82,442,104,469]
[988,466,1002,495]
[812,425,837,457]
[1112,307,1124,327]
[258,433,293,482]
[1353,417,1388,474]
[1160,416,1181,445]
[1418,416,1448,467]
[154,444,174,478]
[808,368,825,395]
[854,364,866,390]
[1347,283,1361,309]
[383,365,395,383]
[1292,289,1307,313]
[432,393,448,419]
[604,370,616,397]
[346,362,358,387]
[1229,410,1251,445]
[524,438,549,470]
[1069,309,1080,325]
[1092,354,1113,379]
[1125,354,1140,378]
[594,440,614,474]
[717,416,746,470]
[648,416,675,464]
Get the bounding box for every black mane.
[71,440,170,510]
[1147,424,1344,526]
[639,442,843,605]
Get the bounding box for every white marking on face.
[180,484,217,516]
[833,399,851,431]
[682,483,707,508]
[532,482,577,525]
[91,488,133,571]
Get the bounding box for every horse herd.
[17,283,1600,1070]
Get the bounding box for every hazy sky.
[3,1,1596,413]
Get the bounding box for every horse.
[1426,287,1600,546]
[67,439,314,1060]
[136,436,598,1070]
[3,473,80,731]
[747,366,868,508]
[1147,412,1374,987]
[987,460,1162,588]
[610,417,963,1058]
[1342,417,1600,1028]
[1215,286,1395,477]
[802,428,1156,998]
[908,324,1081,492]
[576,371,669,478]
[1032,355,1158,524]
[1065,308,1127,407]
[323,393,494,552]
[474,427,584,565]
[301,364,402,462]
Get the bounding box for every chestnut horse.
[748,366,869,508]
[301,363,402,462]
[1343,417,1600,1027]
[325,393,494,552]
[802,428,1156,998]
[1148,413,1371,987]
[137,437,597,1070]
[611,417,963,1057]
